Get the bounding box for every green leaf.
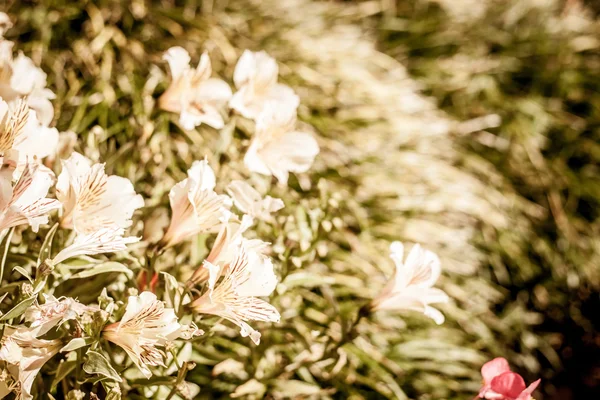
[0,296,35,321]
[83,350,123,382]
[37,223,59,267]
[61,337,93,352]
[161,271,179,307]
[70,262,133,279]
[12,266,33,283]
[0,227,14,284]
[51,359,77,390]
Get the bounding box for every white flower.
[0,162,61,232]
[226,180,284,221]
[56,152,144,235]
[51,227,140,265]
[187,213,269,286]
[0,326,61,400]
[12,108,59,162]
[0,43,55,127]
[190,245,279,345]
[244,103,319,184]
[160,159,232,249]
[229,50,299,120]
[103,291,182,378]
[370,242,449,325]
[0,99,28,155]
[159,47,232,130]
[0,99,58,163]
[24,295,92,337]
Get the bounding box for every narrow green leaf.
[0,296,35,321]
[51,359,77,390]
[37,223,59,267]
[0,227,14,284]
[70,262,133,279]
[12,266,33,283]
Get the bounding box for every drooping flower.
[159,159,232,249]
[50,227,140,265]
[478,357,541,400]
[0,326,62,400]
[24,295,92,337]
[103,291,182,378]
[0,162,61,232]
[226,180,284,221]
[370,241,449,325]
[244,103,319,185]
[189,245,279,345]
[56,152,144,235]
[229,50,299,120]
[159,47,232,130]
[0,42,55,127]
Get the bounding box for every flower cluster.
[0,10,543,400]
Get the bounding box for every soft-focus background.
[7,0,599,398]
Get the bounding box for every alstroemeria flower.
[0,99,58,165]
[244,103,319,185]
[0,99,28,155]
[0,326,62,400]
[56,152,144,235]
[226,180,284,221]
[51,227,139,265]
[187,213,269,286]
[370,241,449,325]
[0,162,61,232]
[229,50,299,120]
[0,42,55,127]
[478,357,541,400]
[24,295,92,337]
[159,47,232,130]
[159,159,232,249]
[103,291,182,378]
[189,245,279,345]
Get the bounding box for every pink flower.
[478,357,540,400]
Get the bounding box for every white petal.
[196,78,232,104]
[163,46,191,80]
[423,306,445,325]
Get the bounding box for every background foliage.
[3,0,599,398]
